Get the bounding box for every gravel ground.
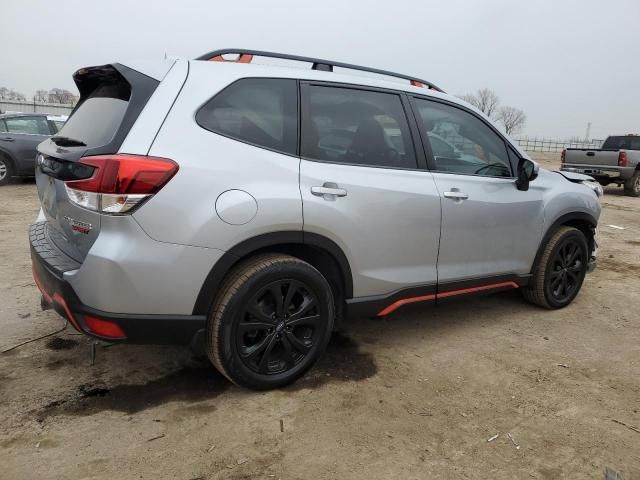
[0,153,638,479]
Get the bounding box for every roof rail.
[195,49,445,93]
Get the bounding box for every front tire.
[523,226,589,309]
[206,254,334,390]
[624,172,640,197]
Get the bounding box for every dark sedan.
[0,113,67,185]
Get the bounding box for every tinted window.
[414,98,512,177]
[302,86,416,169]
[197,78,297,155]
[5,116,50,135]
[602,136,640,151]
[57,82,130,147]
[0,120,6,133]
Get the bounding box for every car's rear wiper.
[51,136,87,147]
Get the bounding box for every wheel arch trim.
[532,211,597,273]
[192,231,353,315]
[0,146,17,168]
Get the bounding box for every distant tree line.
[0,87,78,105]
[457,88,526,135]
[0,87,26,101]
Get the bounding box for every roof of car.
[0,112,68,121]
[0,112,48,119]
[195,49,446,92]
[189,59,458,107]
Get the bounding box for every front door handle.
[0,137,15,142]
[443,191,469,200]
[311,182,347,200]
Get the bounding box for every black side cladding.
[37,64,159,163]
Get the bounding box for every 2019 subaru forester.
[30,49,601,389]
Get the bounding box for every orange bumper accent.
[32,266,82,332]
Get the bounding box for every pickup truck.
[561,135,640,197]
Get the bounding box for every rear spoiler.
[38,64,159,163]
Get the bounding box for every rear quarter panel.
[134,62,303,250]
[118,59,187,155]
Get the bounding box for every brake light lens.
[618,151,628,167]
[561,149,566,164]
[84,315,126,339]
[64,154,178,214]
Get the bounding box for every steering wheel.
[474,162,509,176]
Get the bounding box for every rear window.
[302,85,417,169]
[602,136,640,151]
[57,82,130,147]
[196,78,297,155]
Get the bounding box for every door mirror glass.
[516,158,538,191]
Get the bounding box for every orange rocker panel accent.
[377,281,519,316]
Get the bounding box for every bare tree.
[34,90,49,103]
[0,88,26,101]
[457,88,500,119]
[498,106,526,135]
[48,88,77,104]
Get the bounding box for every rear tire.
[623,172,640,197]
[523,226,589,309]
[206,254,334,390]
[0,155,13,186]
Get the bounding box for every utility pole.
[584,122,591,142]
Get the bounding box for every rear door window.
[196,78,297,155]
[5,116,50,135]
[57,82,130,147]
[301,85,417,169]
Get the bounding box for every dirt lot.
[0,153,638,479]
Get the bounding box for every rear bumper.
[30,222,206,345]
[561,165,635,181]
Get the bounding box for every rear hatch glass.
[55,82,129,148]
[35,64,157,263]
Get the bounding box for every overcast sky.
[1,0,638,138]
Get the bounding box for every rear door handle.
[443,191,469,200]
[311,182,347,200]
[0,137,15,142]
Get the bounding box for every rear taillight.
[561,149,566,164]
[618,151,628,167]
[64,154,178,214]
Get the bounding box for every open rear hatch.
[36,64,159,262]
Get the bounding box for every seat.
[345,117,391,166]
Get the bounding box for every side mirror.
[515,158,539,191]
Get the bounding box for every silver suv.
[30,50,601,389]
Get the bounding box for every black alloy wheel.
[546,238,585,304]
[207,254,334,389]
[236,279,322,375]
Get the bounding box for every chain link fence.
[514,136,604,153]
